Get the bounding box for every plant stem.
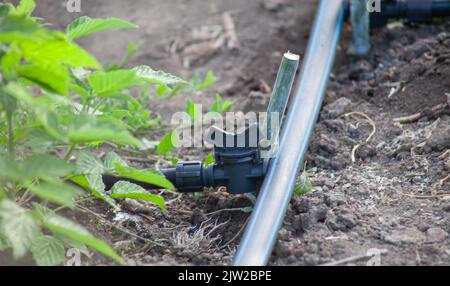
[64,144,76,161]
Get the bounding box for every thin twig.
[440,174,450,186]
[205,207,250,216]
[400,192,450,199]
[77,205,166,248]
[342,112,377,163]
[320,249,388,266]
[438,149,450,160]
[393,103,448,124]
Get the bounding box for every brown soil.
[26,0,450,266]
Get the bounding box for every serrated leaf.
[114,164,175,190]
[110,181,167,215]
[75,151,104,175]
[88,69,143,96]
[156,130,178,155]
[43,214,123,264]
[103,152,128,172]
[133,65,189,86]
[30,235,65,266]
[66,16,138,40]
[71,175,116,208]
[0,200,38,259]
[28,180,82,207]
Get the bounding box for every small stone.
[323,97,353,119]
[326,209,357,231]
[426,119,450,151]
[383,228,426,245]
[425,228,448,243]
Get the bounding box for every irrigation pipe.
[233,0,345,266]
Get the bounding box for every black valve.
[103,124,268,194]
[344,0,450,28]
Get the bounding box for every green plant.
[294,166,313,196]
[0,0,186,265]
[210,94,234,114]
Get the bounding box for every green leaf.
[0,200,38,259]
[66,113,141,146]
[0,14,43,42]
[0,234,10,252]
[133,65,189,86]
[30,235,65,266]
[114,164,175,190]
[110,181,167,215]
[88,69,143,96]
[23,154,75,179]
[210,94,222,113]
[15,0,36,16]
[204,153,215,167]
[66,16,138,41]
[222,100,234,113]
[43,214,123,264]
[1,43,21,79]
[103,152,128,172]
[71,175,116,208]
[28,180,82,207]
[54,233,90,256]
[17,64,71,95]
[196,71,216,91]
[156,130,178,155]
[186,99,201,122]
[0,156,23,180]
[294,169,313,196]
[21,39,100,69]
[210,94,233,113]
[75,151,104,175]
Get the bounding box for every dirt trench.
[30,0,450,266]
